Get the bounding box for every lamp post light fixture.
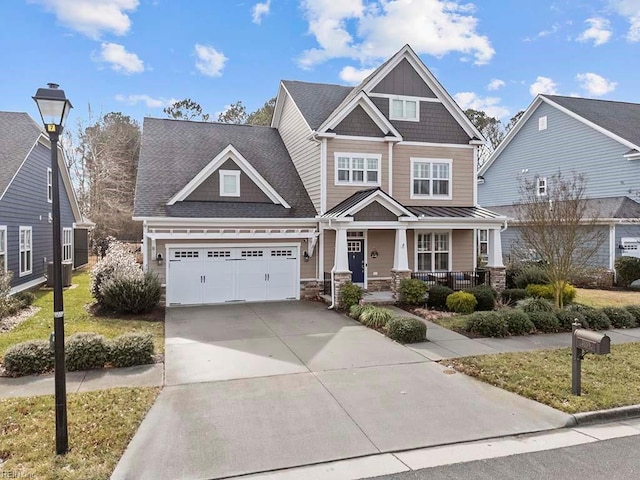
[33,83,73,455]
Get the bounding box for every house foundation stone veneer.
[487,267,506,292]
[366,278,392,292]
[390,270,412,299]
[333,271,353,306]
[300,280,320,300]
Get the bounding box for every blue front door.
[348,239,365,284]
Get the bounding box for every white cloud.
[577,17,612,46]
[252,0,271,24]
[115,94,174,108]
[454,92,509,119]
[487,78,505,91]
[298,0,495,70]
[529,76,558,96]
[31,0,138,39]
[339,65,376,84]
[97,42,144,74]
[610,0,640,41]
[194,44,227,77]
[576,72,617,96]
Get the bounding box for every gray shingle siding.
[1,142,75,288]
[371,58,437,98]
[479,102,637,207]
[371,97,469,143]
[332,106,385,137]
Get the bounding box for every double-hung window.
[62,228,73,262]
[19,226,32,276]
[335,153,380,186]
[411,158,452,199]
[477,229,489,265]
[536,177,547,196]
[416,232,450,271]
[47,168,53,203]
[390,96,419,121]
[0,226,6,272]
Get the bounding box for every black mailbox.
[574,329,610,355]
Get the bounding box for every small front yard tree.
[515,171,605,308]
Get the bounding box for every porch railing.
[323,272,332,296]
[411,270,490,291]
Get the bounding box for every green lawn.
[0,387,159,479]
[451,342,640,413]
[0,271,164,360]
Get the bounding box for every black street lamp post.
[33,83,73,455]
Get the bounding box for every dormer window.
[390,96,419,122]
[537,177,547,196]
[219,170,240,197]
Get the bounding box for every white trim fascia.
[623,151,640,160]
[473,146,478,206]
[368,92,442,103]
[0,138,38,202]
[320,138,327,214]
[334,152,382,188]
[398,141,474,149]
[167,144,290,208]
[270,83,286,128]
[136,216,318,225]
[148,231,317,240]
[362,45,484,141]
[343,190,415,218]
[273,83,313,133]
[332,135,387,142]
[410,157,453,201]
[9,276,46,295]
[388,142,393,196]
[609,224,616,270]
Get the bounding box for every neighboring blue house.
[478,95,640,273]
[0,111,92,293]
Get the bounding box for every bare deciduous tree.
[515,172,606,308]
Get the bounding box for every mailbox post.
[571,322,610,396]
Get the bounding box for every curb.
[570,404,640,425]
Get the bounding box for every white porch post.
[393,227,409,271]
[487,228,504,268]
[334,227,350,272]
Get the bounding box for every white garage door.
[167,246,299,305]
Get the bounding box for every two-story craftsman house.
[133,45,506,306]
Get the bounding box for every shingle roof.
[134,118,317,218]
[281,80,352,130]
[484,196,640,220]
[406,205,505,219]
[0,112,43,196]
[321,188,383,218]
[543,95,640,148]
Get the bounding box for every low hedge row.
[349,304,426,344]
[3,331,155,377]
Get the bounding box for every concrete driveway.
[112,301,572,480]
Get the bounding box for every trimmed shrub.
[339,282,363,311]
[3,340,54,376]
[601,306,637,329]
[359,306,394,329]
[501,289,529,305]
[0,270,20,319]
[100,272,162,314]
[91,240,143,304]
[525,283,576,305]
[467,311,508,337]
[528,311,560,333]
[426,285,453,310]
[517,297,555,313]
[615,256,640,288]
[14,291,36,307]
[399,278,428,305]
[465,285,497,311]
[556,309,588,331]
[567,304,611,330]
[107,333,154,368]
[349,303,367,320]
[624,305,640,324]
[446,291,477,314]
[385,317,427,344]
[513,265,550,289]
[65,333,109,372]
[500,309,534,335]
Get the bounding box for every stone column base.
[487,266,506,292]
[333,271,352,308]
[390,269,412,299]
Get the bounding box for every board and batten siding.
[393,144,474,207]
[326,138,388,210]
[0,142,75,288]
[478,101,637,207]
[277,92,321,212]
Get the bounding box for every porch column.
[391,227,411,299]
[334,228,350,272]
[487,228,506,292]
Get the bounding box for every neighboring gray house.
[478,95,640,272]
[0,112,92,292]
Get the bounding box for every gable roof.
[480,95,640,175]
[134,118,316,219]
[320,188,414,219]
[0,111,43,196]
[280,80,351,130]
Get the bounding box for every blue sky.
[1,0,638,129]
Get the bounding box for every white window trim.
[19,226,32,277]
[389,95,420,122]
[62,227,73,263]
[219,169,240,197]
[0,226,6,273]
[536,177,547,197]
[334,153,382,187]
[47,168,53,203]
[538,116,547,131]
[477,229,489,264]
[410,158,453,200]
[414,230,452,272]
